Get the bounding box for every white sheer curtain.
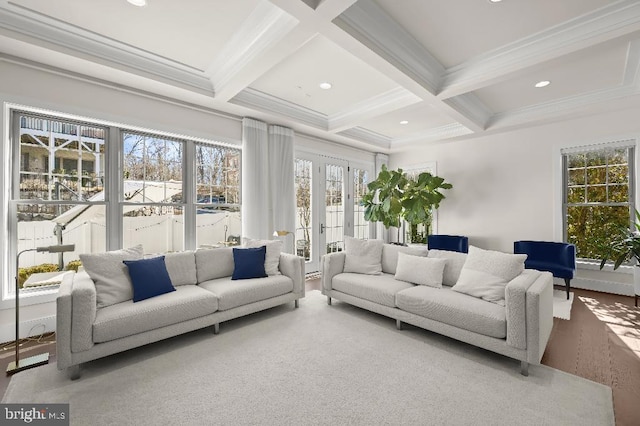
[269,125,295,253]
[242,118,295,252]
[242,118,270,240]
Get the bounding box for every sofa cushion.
[199,275,293,311]
[243,238,282,276]
[452,246,526,305]
[80,245,144,308]
[332,273,414,308]
[195,247,234,283]
[343,236,383,275]
[395,253,446,288]
[164,251,197,286]
[123,256,176,302]
[381,244,428,275]
[396,286,507,339]
[427,249,467,286]
[93,285,218,343]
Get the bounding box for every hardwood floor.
[1,283,637,425]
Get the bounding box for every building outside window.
[562,141,635,261]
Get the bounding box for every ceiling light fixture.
[535,80,551,88]
[319,82,332,90]
[399,120,409,125]
[489,0,503,3]
[127,0,147,6]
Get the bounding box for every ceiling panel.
[11,0,262,70]
[374,0,616,68]
[474,40,629,113]
[357,101,457,139]
[249,34,399,116]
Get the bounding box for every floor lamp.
[7,244,75,375]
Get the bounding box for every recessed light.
[489,0,502,3]
[127,0,147,6]
[535,80,551,88]
[319,82,332,90]
[399,120,409,125]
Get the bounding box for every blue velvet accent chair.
[427,235,469,253]
[514,240,576,300]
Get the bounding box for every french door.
[294,153,373,273]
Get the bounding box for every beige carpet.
[3,291,614,425]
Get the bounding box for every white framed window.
[561,140,635,261]
[3,108,241,303]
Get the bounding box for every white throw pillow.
[243,238,282,276]
[343,236,383,275]
[80,245,144,308]
[427,249,467,286]
[451,246,526,305]
[395,252,446,288]
[381,244,428,275]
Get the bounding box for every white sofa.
[321,242,554,375]
[56,247,305,379]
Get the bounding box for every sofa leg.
[67,365,81,380]
[213,323,220,335]
[294,299,299,309]
[327,297,332,306]
[396,319,402,330]
[520,361,529,377]
[564,278,571,300]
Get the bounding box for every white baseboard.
[555,277,634,297]
[0,315,56,344]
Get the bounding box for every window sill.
[577,260,633,274]
[0,287,59,310]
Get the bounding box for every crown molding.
[327,87,420,132]
[230,88,327,129]
[205,1,299,96]
[623,39,640,85]
[337,127,392,149]
[488,84,638,129]
[333,0,444,94]
[391,123,472,147]
[0,4,213,95]
[440,0,640,99]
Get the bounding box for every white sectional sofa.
[57,246,304,379]
[321,240,554,375]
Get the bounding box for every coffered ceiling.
[1,0,640,152]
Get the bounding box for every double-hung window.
[562,141,635,261]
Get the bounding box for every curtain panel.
[242,118,295,253]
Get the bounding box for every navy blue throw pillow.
[123,256,176,302]
[232,246,268,280]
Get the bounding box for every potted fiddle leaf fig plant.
[599,209,640,306]
[362,165,452,244]
[402,171,452,244]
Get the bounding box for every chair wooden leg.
[564,278,571,300]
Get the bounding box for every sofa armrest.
[505,270,539,350]
[69,271,97,353]
[525,270,554,363]
[56,271,75,370]
[279,253,305,296]
[321,252,345,293]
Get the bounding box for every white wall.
[391,107,640,295]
